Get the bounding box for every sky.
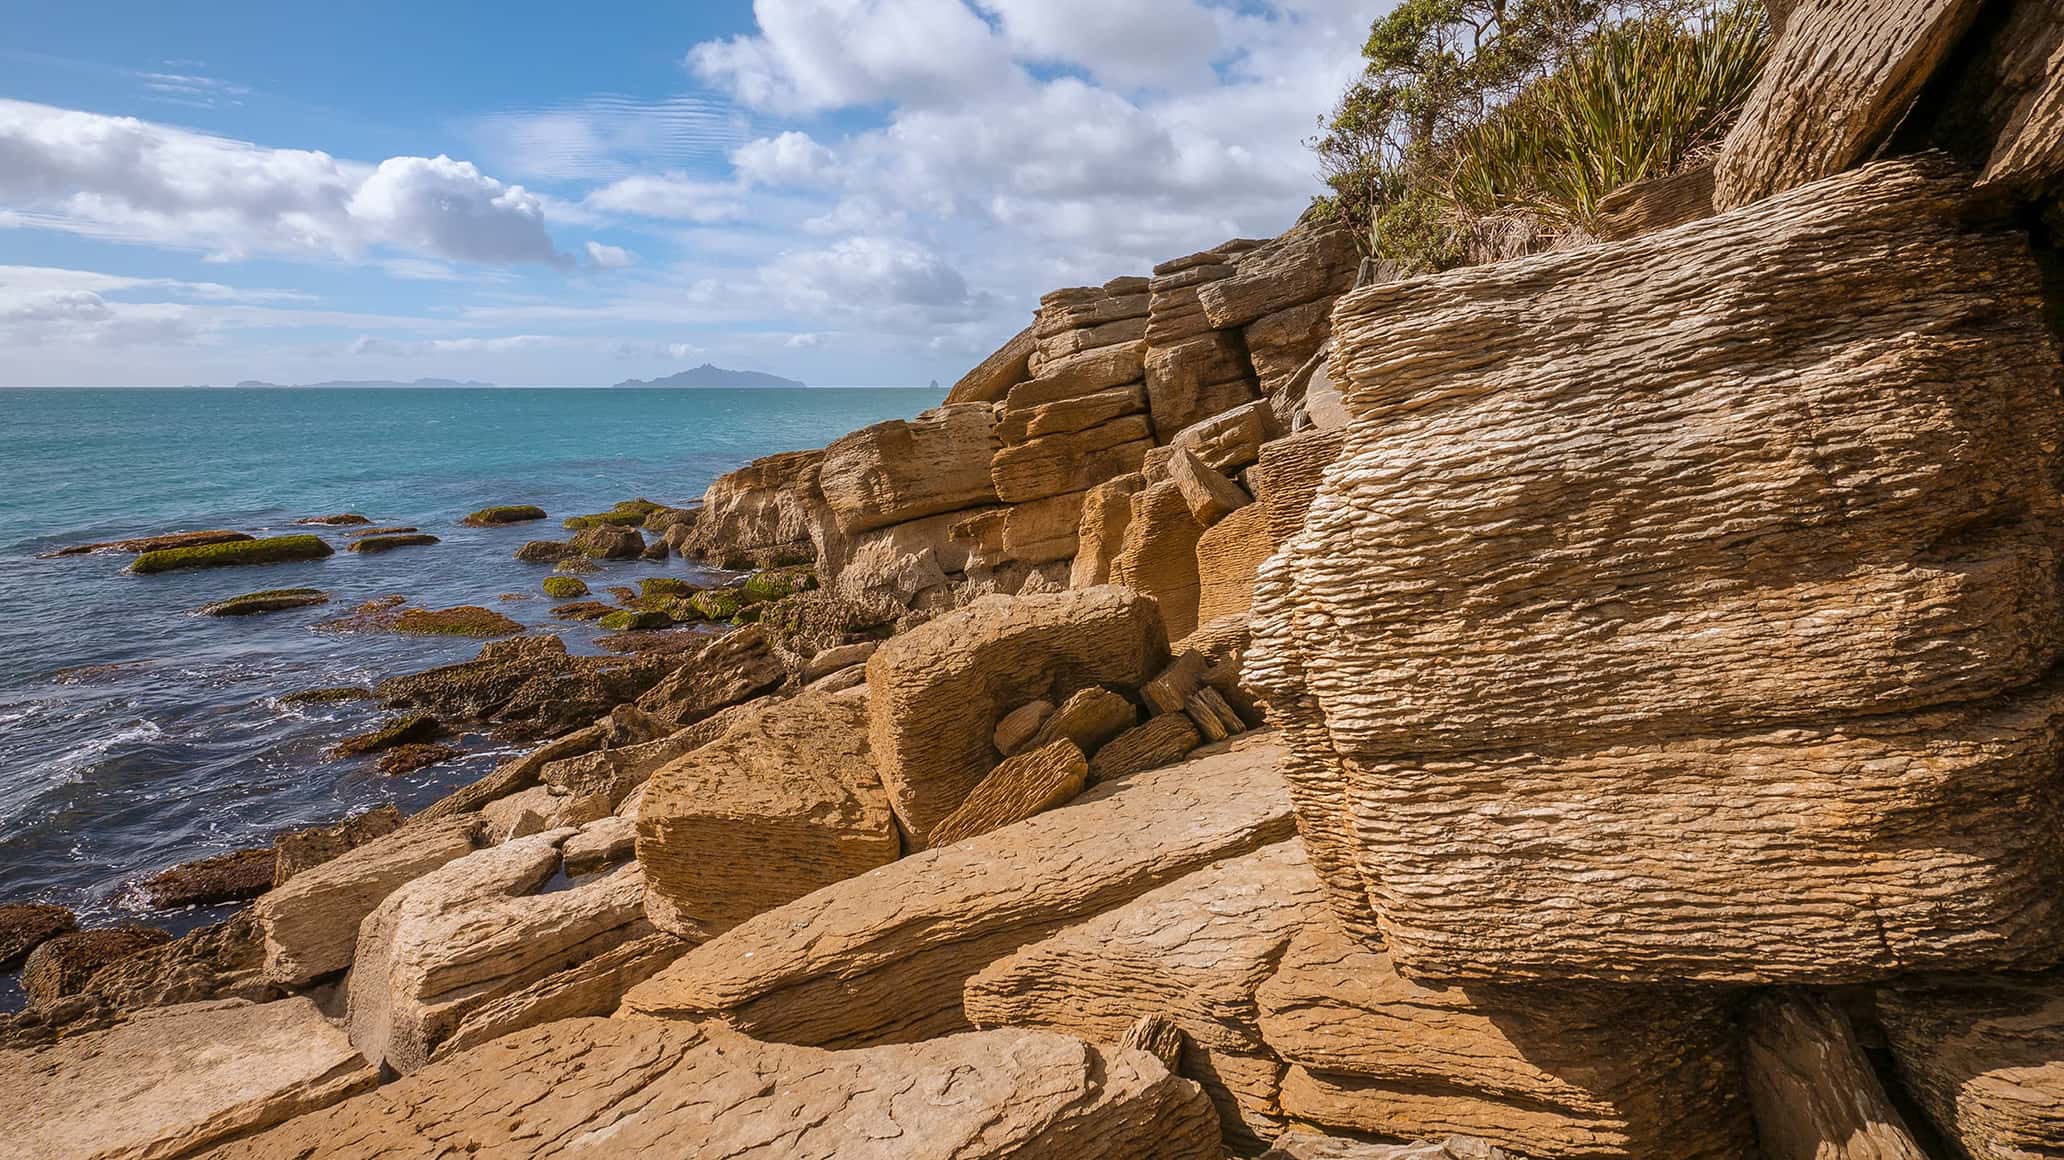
[0,0,1380,387]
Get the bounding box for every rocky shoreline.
[13,6,2064,1157]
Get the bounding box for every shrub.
[463,505,547,526]
[130,535,334,574]
[542,575,589,599]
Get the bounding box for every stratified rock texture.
[1109,481,1206,641]
[1920,1,2064,197]
[637,693,899,939]
[680,448,825,565]
[1879,974,2064,1159]
[865,587,1169,846]
[208,1019,1222,1160]
[272,805,403,885]
[1090,713,1203,781]
[432,932,683,1061]
[1070,474,1147,587]
[1,998,376,1160]
[947,323,1036,405]
[1195,218,1359,331]
[254,815,483,986]
[621,740,1294,1047]
[1713,0,1982,209]
[927,739,1088,847]
[818,405,1000,535]
[22,926,170,1006]
[1195,504,1274,626]
[1743,992,1927,1160]
[966,842,1320,1147]
[1253,923,1754,1159]
[1262,1134,1513,1160]
[1249,159,2064,983]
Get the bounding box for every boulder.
[1743,992,1927,1160]
[1144,331,1257,441]
[1254,922,1755,1159]
[0,903,74,970]
[1194,503,1274,626]
[1168,448,1251,527]
[1001,489,1090,564]
[818,405,1001,535]
[637,693,900,940]
[679,448,826,566]
[21,925,169,1006]
[1713,0,1983,210]
[347,833,650,1074]
[0,998,377,1159]
[1037,281,1152,335]
[635,625,787,727]
[1090,713,1203,782]
[946,322,1036,405]
[802,639,878,681]
[478,785,558,840]
[1028,686,1138,754]
[993,699,1055,756]
[1014,341,1149,404]
[563,815,637,875]
[1196,219,1358,331]
[570,523,643,559]
[254,814,483,986]
[1109,481,1206,641]
[1879,974,2064,1159]
[991,414,1155,504]
[1160,400,1277,476]
[820,506,989,606]
[966,842,1322,1147]
[1070,473,1147,588]
[431,932,684,1060]
[999,383,1148,445]
[621,740,1295,1046]
[141,847,276,909]
[210,1019,1221,1160]
[1249,159,2064,982]
[1244,297,1336,398]
[863,587,1170,847]
[928,739,1088,847]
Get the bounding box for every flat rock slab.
[204,1018,1222,1160]
[1,998,375,1160]
[621,738,1294,1048]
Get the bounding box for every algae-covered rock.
[392,606,524,638]
[130,535,333,574]
[200,588,330,617]
[50,529,253,557]
[349,526,418,538]
[463,505,547,527]
[331,715,442,759]
[142,848,277,908]
[553,554,601,574]
[514,539,571,563]
[598,609,672,632]
[379,743,461,776]
[742,567,817,604]
[688,588,743,621]
[297,513,372,526]
[640,577,698,597]
[562,510,647,530]
[551,600,614,621]
[542,576,588,599]
[280,685,374,706]
[347,534,440,554]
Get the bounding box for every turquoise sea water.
[0,386,941,985]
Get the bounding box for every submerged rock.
[0,904,75,970]
[377,743,460,776]
[345,533,440,554]
[128,534,333,574]
[329,715,441,760]
[513,538,571,562]
[461,504,546,526]
[278,685,373,706]
[376,635,670,740]
[142,847,276,908]
[48,529,252,557]
[296,513,372,526]
[200,587,329,616]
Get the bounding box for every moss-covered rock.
[514,540,572,563]
[550,600,615,621]
[463,504,547,527]
[280,685,374,705]
[129,535,333,574]
[741,567,818,604]
[392,606,524,637]
[688,587,744,621]
[346,533,440,554]
[640,576,699,597]
[553,554,601,574]
[199,587,330,617]
[330,714,441,759]
[377,742,461,776]
[561,510,647,530]
[607,585,639,605]
[52,529,254,558]
[349,525,417,538]
[612,498,663,517]
[542,575,589,599]
[597,609,672,632]
[570,525,644,560]
[295,513,371,526]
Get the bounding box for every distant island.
[613,364,807,388]
[232,378,496,389]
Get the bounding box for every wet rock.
[49,528,252,557]
[621,739,1294,1047]
[513,538,571,562]
[279,684,373,706]
[540,574,587,598]
[462,504,547,526]
[348,525,418,537]
[142,847,276,908]
[22,926,170,1006]
[272,805,403,886]
[927,739,1088,847]
[377,743,460,776]
[378,634,670,740]
[0,911,280,1047]
[329,714,441,759]
[129,534,333,574]
[570,523,644,559]
[0,904,74,970]
[346,533,440,554]
[638,693,899,940]
[597,608,670,631]
[0,997,379,1160]
[210,1018,1220,1160]
[200,587,330,616]
[550,598,612,619]
[864,587,1169,847]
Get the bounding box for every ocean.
[0,385,941,1003]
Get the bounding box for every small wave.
[33,719,168,785]
[0,702,44,728]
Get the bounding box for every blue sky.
[0,0,1375,386]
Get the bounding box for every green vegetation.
[688,587,743,621]
[346,533,441,554]
[611,498,663,517]
[129,534,334,574]
[391,605,525,637]
[463,504,548,526]
[296,513,370,526]
[598,609,672,631]
[562,510,647,530]
[553,554,601,574]
[199,587,330,617]
[742,567,817,604]
[1312,0,1767,272]
[514,540,571,563]
[542,575,589,598]
[640,576,698,597]
[330,714,441,759]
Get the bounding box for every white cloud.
[687,0,1018,114]
[972,0,1223,90]
[468,95,751,182]
[346,333,563,357]
[0,100,568,266]
[585,240,636,268]
[732,130,836,186]
[762,235,984,322]
[585,172,744,222]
